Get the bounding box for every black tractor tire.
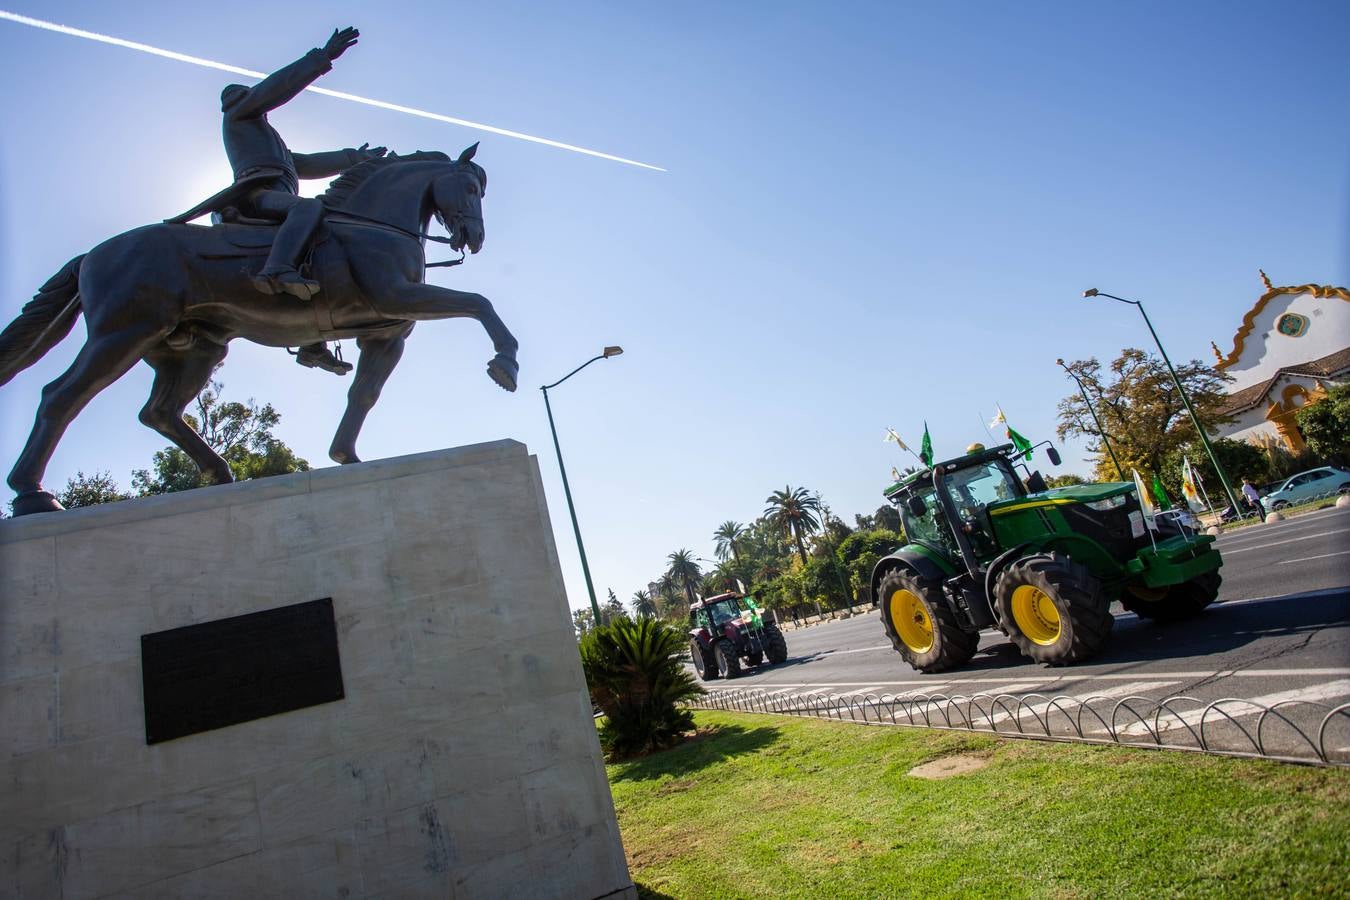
[690,638,719,682]
[714,638,742,679]
[763,623,789,664]
[877,568,977,674]
[994,552,1112,666]
[1122,571,1221,623]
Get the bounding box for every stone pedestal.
[1,440,634,900]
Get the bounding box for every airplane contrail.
[0,10,666,172]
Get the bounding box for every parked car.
[1262,467,1350,510]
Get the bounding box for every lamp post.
[1081,289,1244,516]
[542,346,624,622]
[1056,357,1125,480]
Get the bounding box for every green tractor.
[871,442,1223,672]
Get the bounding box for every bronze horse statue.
[0,145,517,516]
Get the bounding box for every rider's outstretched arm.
[225,29,358,121]
[294,143,386,179]
[225,49,333,121]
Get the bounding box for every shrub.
[579,617,704,758]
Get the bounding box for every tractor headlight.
[1085,495,1128,512]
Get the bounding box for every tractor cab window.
[708,601,738,627]
[899,485,958,555]
[693,608,711,631]
[943,460,1023,555]
[944,460,1023,517]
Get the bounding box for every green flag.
[1008,425,1033,461]
[1151,473,1172,510]
[920,422,933,467]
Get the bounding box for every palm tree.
[631,589,658,619]
[655,573,683,620]
[666,549,703,608]
[703,560,741,595]
[579,617,704,756]
[764,486,823,567]
[712,521,746,563]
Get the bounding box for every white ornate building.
[1212,272,1350,452]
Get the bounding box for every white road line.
[1220,527,1350,555]
[1119,679,1350,736]
[1279,549,1350,565]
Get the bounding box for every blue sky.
[2,1,1347,611]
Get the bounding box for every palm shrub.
[579,617,704,758]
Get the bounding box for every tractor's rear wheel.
[878,569,977,673]
[690,639,718,682]
[1123,571,1221,622]
[763,623,789,664]
[715,638,742,679]
[994,553,1112,665]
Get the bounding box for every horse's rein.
[324,207,470,268]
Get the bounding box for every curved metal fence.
[689,687,1350,767]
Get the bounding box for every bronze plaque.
[141,597,344,744]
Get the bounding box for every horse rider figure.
[173,27,384,375]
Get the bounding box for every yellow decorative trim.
[991,499,1077,516]
[1216,280,1350,370]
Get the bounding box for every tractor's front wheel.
[714,638,742,679]
[690,639,718,682]
[878,569,977,673]
[763,623,789,664]
[1123,571,1221,622]
[995,553,1112,665]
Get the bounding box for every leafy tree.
[654,573,684,621]
[132,377,309,495]
[603,589,628,625]
[836,529,904,603]
[665,549,703,607]
[630,589,658,619]
[58,471,130,508]
[571,607,596,638]
[764,486,823,567]
[702,560,741,595]
[854,504,902,533]
[712,520,746,562]
[1044,474,1087,488]
[579,617,703,758]
[1056,350,1232,481]
[1296,382,1350,466]
[1159,438,1268,500]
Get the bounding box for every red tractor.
[688,593,789,680]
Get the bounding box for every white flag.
[1132,468,1156,521]
[989,405,1007,428]
[1180,457,1204,513]
[884,428,909,450]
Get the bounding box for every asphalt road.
[699,507,1350,724]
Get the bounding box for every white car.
[1262,467,1350,510]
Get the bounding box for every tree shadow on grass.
[634,884,678,899]
[608,723,781,784]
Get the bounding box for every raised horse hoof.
[11,490,65,516]
[487,354,518,392]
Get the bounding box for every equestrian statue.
[0,27,519,516]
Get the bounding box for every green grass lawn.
[608,711,1349,899]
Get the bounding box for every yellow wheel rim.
[889,589,934,653]
[1010,585,1062,646]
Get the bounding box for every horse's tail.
[0,255,85,388]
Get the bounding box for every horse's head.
[432,144,488,254]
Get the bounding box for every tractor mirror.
[1046,446,1062,466]
[906,495,927,516]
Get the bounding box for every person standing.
[1241,478,1267,519]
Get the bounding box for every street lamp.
[541,346,624,622]
[1081,289,1244,516]
[1056,357,1125,480]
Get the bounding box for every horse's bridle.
[325,207,471,268]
